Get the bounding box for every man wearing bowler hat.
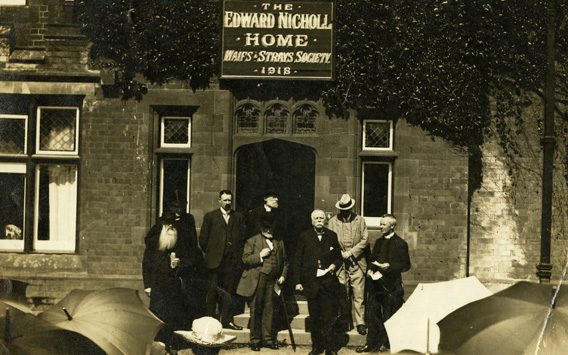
[328,194,369,335]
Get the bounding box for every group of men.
[142,190,411,355]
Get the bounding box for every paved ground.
[150,342,371,355]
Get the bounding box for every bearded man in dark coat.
[143,209,204,354]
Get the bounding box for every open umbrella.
[1,299,104,355]
[384,276,492,354]
[438,281,568,355]
[38,288,164,355]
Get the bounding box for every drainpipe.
[536,0,556,284]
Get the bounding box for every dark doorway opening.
[235,139,316,241]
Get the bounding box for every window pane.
[236,102,260,134]
[363,162,390,217]
[162,117,190,146]
[38,108,78,153]
[0,115,27,154]
[0,163,25,250]
[35,164,77,251]
[160,159,190,215]
[265,103,289,134]
[364,120,391,149]
[293,103,317,134]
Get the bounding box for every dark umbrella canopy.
[438,281,568,355]
[38,288,164,355]
[1,300,104,355]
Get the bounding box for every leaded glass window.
[293,103,317,134]
[265,102,289,134]
[363,119,393,150]
[236,102,261,134]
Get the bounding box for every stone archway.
[235,139,316,240]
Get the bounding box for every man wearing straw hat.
[328,194,369,336]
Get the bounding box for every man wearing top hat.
[246,190,281,238]
[328,194,369,335]
[143,209,203,354]
[237,217,288,351]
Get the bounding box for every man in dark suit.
[199,190,245,330]
[356,214,411,353]
[236,217,288,351]
[143,209,203,354]
[294,209,343,355]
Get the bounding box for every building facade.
[1,0,564,307]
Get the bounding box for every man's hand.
[278,276,285,285]
[260,248,272,259]
[341,250,352,260]
[327,264,336,274]
[144,288,151,297]
[372,261,390,269]
[295,284,304,291]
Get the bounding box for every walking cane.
[276,283,296,351]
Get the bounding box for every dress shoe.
[356,324,367,335]
[356,344,376,353]
[309,349,324,355]
[263,342,279,350]
[250,343,261,351]
[378,345,390,353]
[325,350,338,355]
[222,322,243,330]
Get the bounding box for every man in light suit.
[237,217,288,351]
[294,209,343,355]
[199,190,245,330]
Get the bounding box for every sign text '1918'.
[260,66,291,75]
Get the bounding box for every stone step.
[234,313,309,330]
[222,327,366,346]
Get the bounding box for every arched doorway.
[235,139,316,241]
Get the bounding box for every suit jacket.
[328,213,369,265]
[293,227,343,299]
[368,233,411,291]
[199,208,244,269]
[236,233,289,297]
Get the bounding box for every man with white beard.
[143,209,202,355]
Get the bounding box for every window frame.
[0,114,28,155]
[362,119,394,151]
[0,0,27,5]
[0,162,26,251]
[0,105,80,253]
[158,156,191,217]
[35,106,80,156]
[361,160,393,228]
[160,116,192,148]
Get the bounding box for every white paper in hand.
[370,270,383,280]
[273,282,282,296]
[316,268,329,277]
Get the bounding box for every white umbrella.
[385,276,492,354]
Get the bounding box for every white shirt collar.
[384,231,395,239]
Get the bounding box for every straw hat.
[335,194,355,210]
[174,317,236,347]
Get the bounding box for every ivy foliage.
[76,0,221,100]
[76,0,567,152]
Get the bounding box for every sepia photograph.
[1,1,568,354]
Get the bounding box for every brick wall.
[470,101,568,283]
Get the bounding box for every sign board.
[221,1,334,80]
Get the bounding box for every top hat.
[160,210,177,225]
[335,194,355,210]
[263,189,278,199]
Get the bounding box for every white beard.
[158,225,178,251]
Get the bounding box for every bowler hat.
[335,194,355,210]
